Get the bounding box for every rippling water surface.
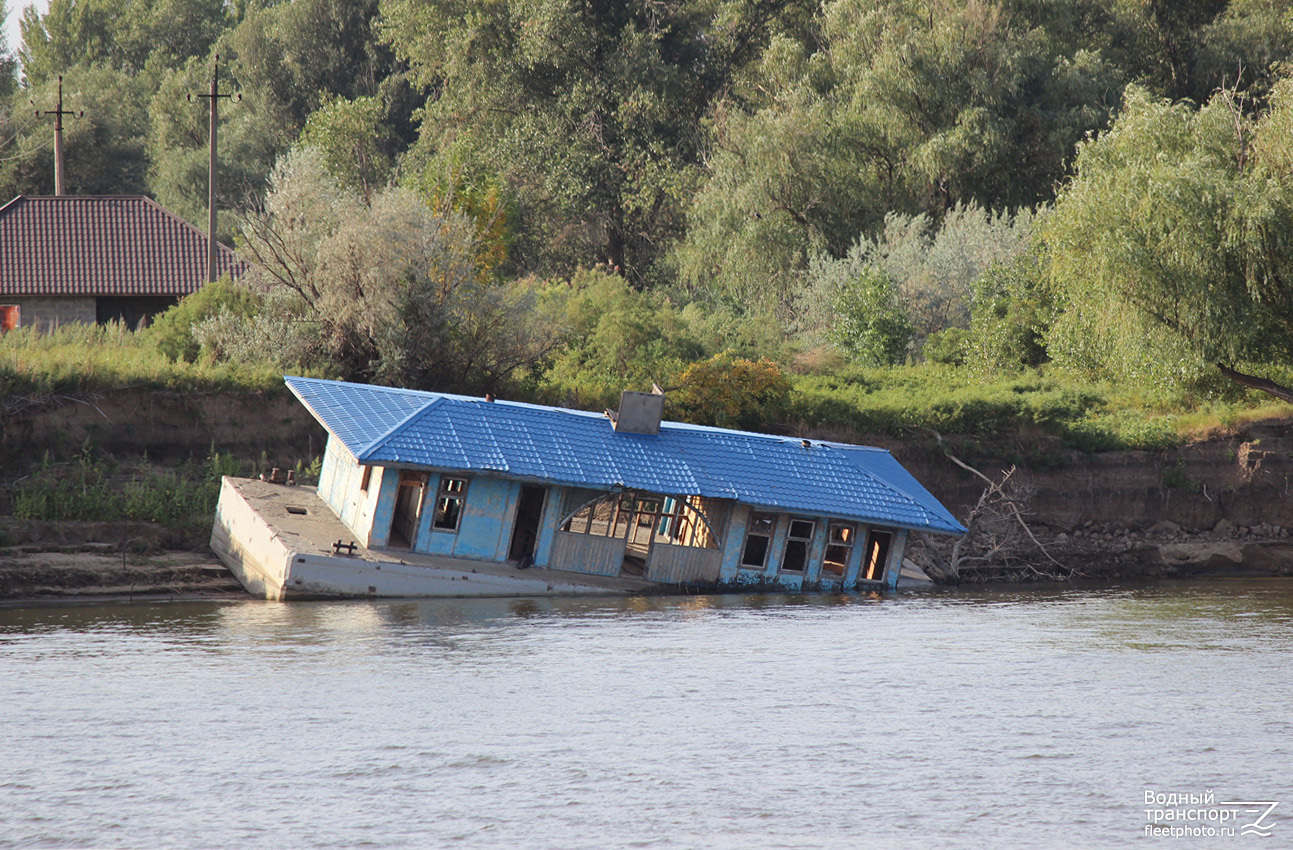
[3,580,1292,849]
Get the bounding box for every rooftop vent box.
[609,385,665,436]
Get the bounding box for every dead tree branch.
[925,430,1081,582]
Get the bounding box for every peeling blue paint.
[718,508,750,583]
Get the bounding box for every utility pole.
[32,76,82,196]
[188,54,241,283]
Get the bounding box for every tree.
[381,0,805,286]
[674,0,1122,314]
[820,264,912,367]
[223,146,562,394]
[966,245,1052,374]
[1044,83,1293,399]
[0,3,17,101]
[0,65,150,198]
[299,95,393,202]
[18,0,229,86]
[146,0,412,237]
[539,268,704,407]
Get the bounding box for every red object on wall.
[0,305,18,332]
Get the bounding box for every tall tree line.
[3,0,1293,397]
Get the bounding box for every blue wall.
[414,474,522,561]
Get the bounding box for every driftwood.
[920,431,1081,583]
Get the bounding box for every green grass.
[10,443,322,548]
[785,364,1293,450]
[0,322,287,395]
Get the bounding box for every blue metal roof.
[286,376,966,535]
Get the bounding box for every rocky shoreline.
[981,520,1293,581]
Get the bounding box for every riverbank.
[5,388,1293,595]
[0,549,243,601]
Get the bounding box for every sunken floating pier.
[211,377,965,600]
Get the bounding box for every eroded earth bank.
[2,389,1292,598]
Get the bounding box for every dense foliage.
[5,0,1293,440]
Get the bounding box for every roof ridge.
[356,395,445,461]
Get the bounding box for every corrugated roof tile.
[0,195,243,297]
[286,376,967,535]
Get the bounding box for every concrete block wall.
[1,296,96,330]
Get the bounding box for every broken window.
[740,512,776,569]
[562,491,624,538]
[561,492,720,550]
[433,476,468,531]
[822,522,855,577]
[781,519,815,573]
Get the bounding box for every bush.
[825,266,912,366]
[148,277,260,363]
[923,328,969,366]
[672,352,792,429]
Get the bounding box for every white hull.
[211,478,654,600]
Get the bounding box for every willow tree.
[1044,83,1293,400]
[379,0,803,286]
[674,0,1121,315]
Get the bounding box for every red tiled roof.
[0,195,243,297]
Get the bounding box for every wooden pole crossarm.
[187,54,242,283]
[32,76,82,196]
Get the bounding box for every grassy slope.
[4,323,1292,452]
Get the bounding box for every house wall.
[533,486,562,567]
[0,296,95,330]
[416,473,522,562]
[718,504,908,590]
[313,449,914,586]
[316,435,384,547]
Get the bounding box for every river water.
[2,580,1291,849]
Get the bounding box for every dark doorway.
[96,296,178,329]
[862,530,893,582]
[389,472,427,549]
[508,486,548,563]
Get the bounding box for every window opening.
[781,518,815,573]
[433,476,468,531]
[822,522,855,577]
[359,465,372,493]
[741,513,776,569]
